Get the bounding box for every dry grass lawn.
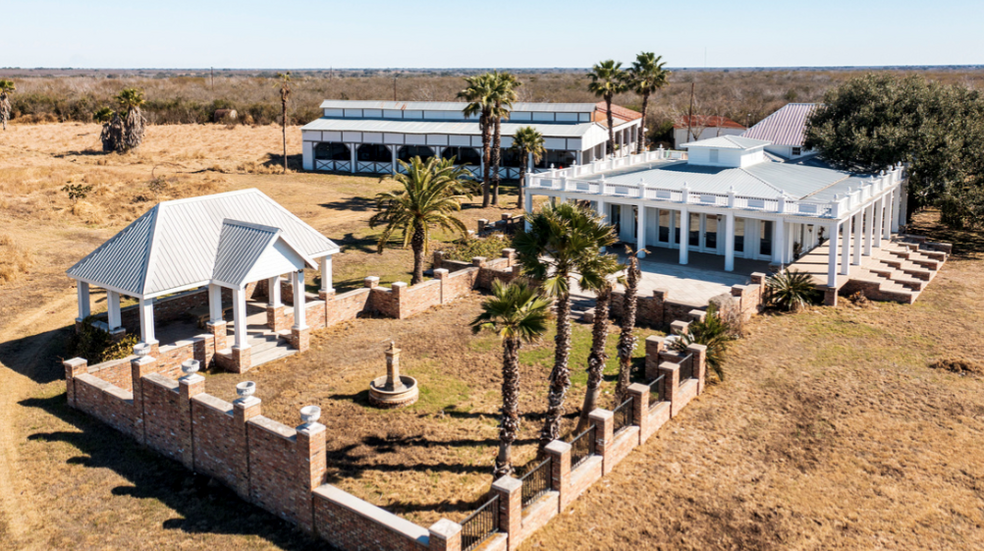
[1,124,983,550]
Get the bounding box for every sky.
[5,0,983,69]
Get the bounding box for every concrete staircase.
[851,238,948,303]
[215,327,296,368]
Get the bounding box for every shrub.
[670,305,736,382]
[436,233,513,262]
[766,269,819,312]
[68,317,139,363]
[62,183,93,203]
[0,234,33,284]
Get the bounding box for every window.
[792,146,802,156]
[705,215,718,250]
[689,213,700,247]
[759,220,773,256]
[658,210,670,243]
[709,148,720,164]
[734,218,745,253]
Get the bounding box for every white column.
[636,205,646,258]
[348,143,356,174]
[597,199,607,225]
[899,184,908,229]
[873,197,884,248]
[785,222,795,263]
[319,256,334,293]
[852,210,863,265]
[76,281,90,322]
[827,222,840,287]
[138,298,156,345]
[863,203,874,256]
[724,212,735,272]
[679,207,689,265]
[268,276,281,307]
[232,288,247,349]
[840,222,850,275]
[389,145,397,174]
[883,192,893,240]
[208,283,223,322]
[293,270,307,329]
[107,290,122,330]
[302,141,314,171]
[772,218,785,264]
[891,187,902,232]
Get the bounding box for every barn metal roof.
[301,117,623,138]
[68,189,338,298]
[318,100,599,113]
[211,220,316,289]
[742,103,818,147]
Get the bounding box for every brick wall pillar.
[501,248,516,266]
[687,309,707,323]
[178,373,205,470]
[433,250,446,271]
[658,361,681,418]
[63,357,88,408]
[364,276,380,289]
[130,354,158,445]
[428,518,463,551]
[232,396,262,499]
[686,343,708,394]
[750,272,766,285]
[294,421,327,533]
[545,440,572,511]
[588,409,615,475]
[669,320,690,335]
[391,281,407,319]
[265,305,287,333]
[491,475,522,551]
[627,383,649,445]
[434,268,449,304]
[652,288,668,326]
[207,320,228,352]
[824,286,838,307]
[644,336,665,380]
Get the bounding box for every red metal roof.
[672,115,745,130]
[741,103,818,147]
[593,102,643,122]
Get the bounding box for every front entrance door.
[686,213,724,254]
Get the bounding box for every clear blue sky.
[6,0,983,69]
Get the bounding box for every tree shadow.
[318,196,377,213]
[53,149,106,158]
[20,394,328,550]
[0,325,73,385]
[261,152,304,171]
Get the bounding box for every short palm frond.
[766,269,819,312]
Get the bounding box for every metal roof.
[211,220,315,289]
[742,103,818,147]
[318,100,598,113]
[680,136,770,150]
[68,189,338,298]
[301,117,614,138]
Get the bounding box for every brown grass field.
[1,123,983,550]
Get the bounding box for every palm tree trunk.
[482,115,492,208]
[615,255,639,402]
[606,95,615,157]
[282,100,288,174]
[492,115,502,206]
[540,290,572,451]
[518,155,527,211]
[495,336,522,478]
[411,222,425,285]
[577,286,611,432]
[638,93,649,154]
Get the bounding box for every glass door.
[735,218,745,256]
[759,220,773,259]
[704,215,718,252]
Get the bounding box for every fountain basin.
[368,375,418,408]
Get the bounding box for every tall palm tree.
[370,156,473,285]
[588,60,628,157]
[0,79,14,131]
[515,202,616,451]
[459,74,495,207]
[490,71,520,206]
[471,279,553,478]
[277,72,292,174]
[511,126,545,212]
[576,253,623,432]
[101,88,146,153]
[629,53,670,153]
[614,248,641,402]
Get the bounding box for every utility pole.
[687,81,695,143]
[210,67,214,91]
[393,74,397,101]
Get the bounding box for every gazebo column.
[863,203,874,256]
[265,276,286,333]
[840,222,850,276]
[873,197,884,248]
[679,206,689,265]
[231,287,251,372]
[75,282,91,330]
[290,270,310,352]
[207,283,228,351]
[138,297,158,353]
[724,212,735,272]
[852,210,863,266]
[319,256,335,298]
[107,290,123,340]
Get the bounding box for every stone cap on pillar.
[545,439,572,455]
[491,474,522,494]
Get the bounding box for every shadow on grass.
[0,325,73,385]
[261,152,304,171]
[318,196,376,214]
[21,394,327,550]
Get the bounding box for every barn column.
[348,143,356,174]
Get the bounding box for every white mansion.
[301,100,643,178]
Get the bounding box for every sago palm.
[511,126,545,211]
[489,71,520,206]
[515,202,616,450]
[370,156,473,285]
[0,79,14,131]
[629,53,670,153]
[459,74,496,207]
[614,247,641,402]
[766,269,819,312]
[576,252,623,432]
[101,87,146,153]
[471,279,552,478]
[669,305,735,382]
[588,60,628,157]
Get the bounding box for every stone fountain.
[368,341,418,408]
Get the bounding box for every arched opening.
[398,145,435,163]
[357,144,392,162]
[441,146,481,166]
[314,142,351,161]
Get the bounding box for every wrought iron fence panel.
[569,425,596,469]
[647,374,665,409]
[461,495,499,551]
[612,396,634,435]
[519,458,552,510]
[678,353,695,382]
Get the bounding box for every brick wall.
[326,288,372,325]
[312,485,430,551]
[73,373,141,439]
[141,375,186,463]
[87,357,135,391]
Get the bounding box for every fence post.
[428,519,463,551]
[63,357,88,408]
[627,384,649,445]
[434,268,450,304]
[658,361,681,418]
[686,343,708,394]
[588,409,615,475]
[178,371,206,471]
[491,475,523,551]
[644,335,665,380]
[545,440,571,511]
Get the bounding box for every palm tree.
[489,72,520,206]
[370,156,473,285]
[101,88,146,153]
[669,305,736,382]
[629,53,670,153]
[511,126,545,212]
[471,279,553,478]
[576,253,623,432]
[766,269,819,312]
[588,60,628,157]
[277,72,292,174]
[614,248,641,402]
[515,202,616,450]
[0,79,14,131]
[459,74,495,207]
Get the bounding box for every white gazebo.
[67,189,339,371]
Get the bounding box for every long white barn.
[525,136,907,291]
[301,100,643,178]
